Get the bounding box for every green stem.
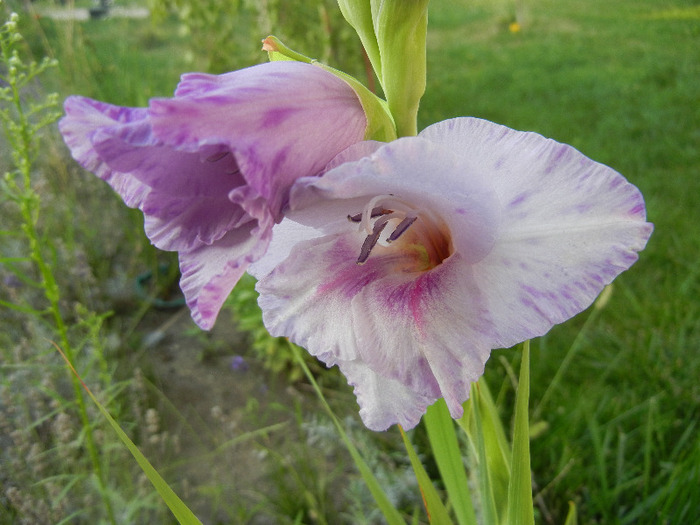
[20,144,117,525]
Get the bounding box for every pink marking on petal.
[409,274,428,337]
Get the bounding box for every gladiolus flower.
[251,117,653,431]
[59,61,367,329]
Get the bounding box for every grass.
[422,0,699,521]
[1,0,698,523]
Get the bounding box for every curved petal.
[148,62,367,217]
[91,128,249,252]
[337,360,437,431]
[257,231,494,428]
[179,222,271,330]
[349,253,494,422]
[421,117,653,346]
[60,96,250,252]
[59,96,150,208]
[257,235,363,364]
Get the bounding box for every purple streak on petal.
[179,222,271,330]
[149,61,367,219]
[509,193,528,207]
[59,96,151,208]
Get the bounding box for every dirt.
[129,307,306,524]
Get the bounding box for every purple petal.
[61,96,250,252]
[60,62,368,330]
[91,127,250,252]
[180,222,271,330]
[59,96,151,208]
[148,61,367,218]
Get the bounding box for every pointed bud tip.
[261,36,278,52]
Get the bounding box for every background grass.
[420,0,699,521]
[1,0,698,523]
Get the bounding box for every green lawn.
[422,0,699,521]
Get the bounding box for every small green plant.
[0,5,178,523]
[0,5,119,522]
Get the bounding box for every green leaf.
[563,501,578,525]
[290,343,406,525]
[399,425,454,525]
[475,379,512,506]
[424,399,477,525]
[506,340,535,525]
[54,343,203,525]
[469,384,499,525]
[0,297,45,316]
[457,379,511,522]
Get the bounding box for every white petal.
[421,117,652,346]
[337,360,436,431]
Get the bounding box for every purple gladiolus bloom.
[250,117,653,431]
[59,61,367,329]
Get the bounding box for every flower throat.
[347,195,452,270]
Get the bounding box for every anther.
[387,216,417,243]
[357,220,388,265]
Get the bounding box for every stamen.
[387,216,417,243]
[361,195,399,233]
[347,207,391,223]
[357,220,388,265]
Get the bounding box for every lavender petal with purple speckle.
[250,117,653,431]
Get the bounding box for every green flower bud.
[336,1,429,137]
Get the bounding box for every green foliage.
[424,399,477,525]
[148,0,363,75]
[57,346,202,525]
[0,5,174,522]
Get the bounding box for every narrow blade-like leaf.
[54,342,202,525]
[506,340,535,525]
[424,399,477,525]
[399,425,454,525]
